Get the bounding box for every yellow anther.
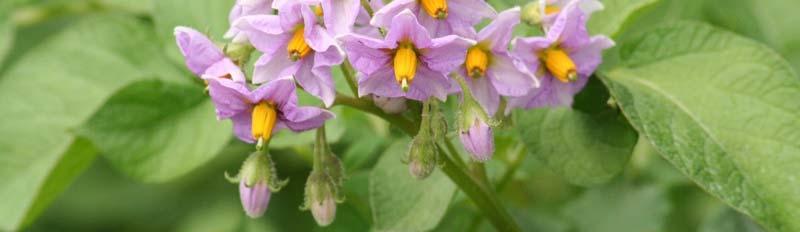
[543,48,578,83]
[421,0,448,19]
[544,6,560,15]
[251,101,278,142]
[287,26,312,61]
[313,5,324,17]
[465,46,490,78]
[393,42,418,92]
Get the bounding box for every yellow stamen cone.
[287,26,312,61]
[544,6,560,15]
[543,48,578,83]
[421,0,448,19]
[394,43,418,92]
[252,102,278,142]
[465,46,490,78]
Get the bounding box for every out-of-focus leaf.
[704,0,800,72]
[97,0,153,14]
[0,14,181,231]
[600,22,800,231]
[153,0,233,63]
[563,184,671,232]
[0,20,12,67]
[79,80,231,182]
[513,106,636,186]
[700,207,764,232]
[369,140,456,232]
[587,0,660,37]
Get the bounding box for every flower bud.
[239,177,271,218]
[303,170,338,226]
[459,118,494,162]
[224,42,254,65]
[407,136,438,179]
[521,1,544,26]
[228,151,287,218]
[372,95,407,114]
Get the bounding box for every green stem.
[313,127,326,171]
[333,93,418,135]
[437,146,521,232]
[340,61,360,97]
[333,92,521,232]
[360,0,376,17]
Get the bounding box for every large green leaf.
[587,0,660,37]
[704,0,800,72]
[0,14,181,231]
[79,80,231,182]
[153,0,233,63]
[600,22,800,231]
[369,140,456,232]
[562,183,671,232]
[514,78,638,186]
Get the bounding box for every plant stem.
[437,145,521,232]
[340,61,360,97]
[331,70,521,231]
[333,93,418,135]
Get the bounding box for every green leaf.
[600,22,800,231]
[587,0,660,37]
[0,14,181,231]
[700,206,764,232]
[153,0,233,63]
[562,183,671,232]
[79,80,231,182]
[0,20,12,66]
[703,0,800,72]
[369,140,456,232]
[513,79,637,186]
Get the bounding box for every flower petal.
[231,111,255,143]
[546,1,589,49]
[508,74,576,109]
[207,78,252,119]
[250,77,297,109]
[466,76,500,115]
[252,52,301,84]
[340,33,392,75]
[385,9,432,48]
[298,51,340,107]
[510,37,550,75]
[487,53,537,97]
[447,0,497,26]
[281,106,334,132]
[233,15,287,55]
[322,0,361,36]
[406,65,451,101]
[459,119,494,161]
[422,35,472,73]
[570,35,614,76]
[357,68,404,98]
[370,0,416,28]
[202,59,247,83]
[174,26,225,76]
[478,7,520,52]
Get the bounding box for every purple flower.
[240,177,271,218]
[272,0,361,37]
[371,0,496,37]
[207,77,334,143]
[226,0,274,43]
[233,2,344,107]
[174,27,246,83]
[540,0,603,28]
[341,10,471,101]
[458,7,538,115]
[459,118,494,161]
[353,0,385,38]
[509,1,613,108]
[372,95,407,114]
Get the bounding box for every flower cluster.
[173,0,612,226]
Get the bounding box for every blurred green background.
[2,0,797,231]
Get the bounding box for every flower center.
[544,6,560,15]
[465,46,490,78]
[542,47,577,83]
[420,0,448,19]
[313,5,324,17]
[393,42,418,92]
[287,26,312,61]
[251,101,278,142]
